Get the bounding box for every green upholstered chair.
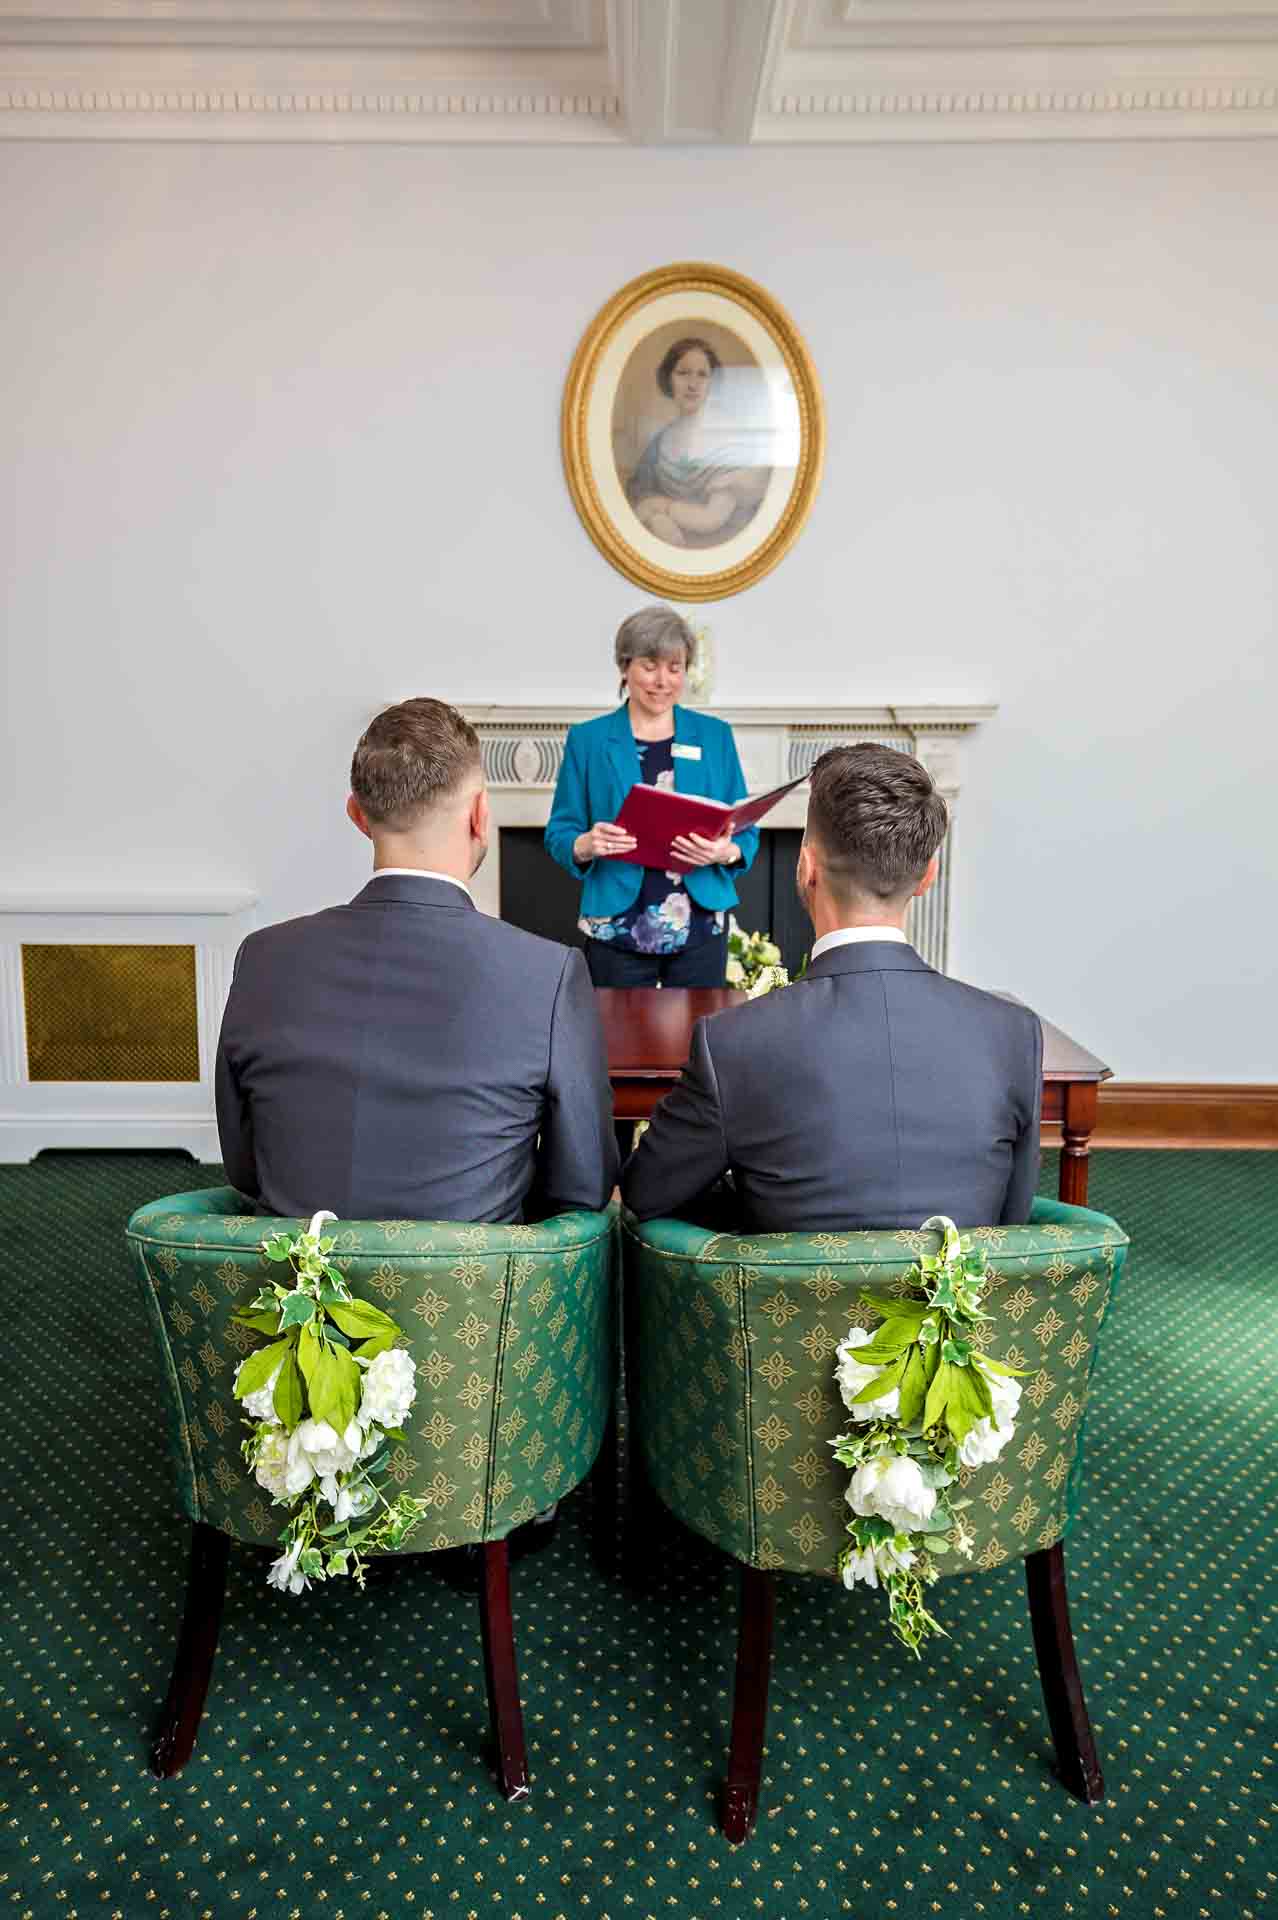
[126,1187,617,1800]
[622,1195,1128,1843]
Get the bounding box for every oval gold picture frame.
[562,262,824,603]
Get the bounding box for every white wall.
[2,140,1274,1081]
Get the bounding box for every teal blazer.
[544,703,759,920]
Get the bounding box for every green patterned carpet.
[1,1150,1274,1920]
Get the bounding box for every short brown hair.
[806,743,948,903]
[655,337,722,399]
[350,698,481,829]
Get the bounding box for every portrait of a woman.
[543,604,758,988]
[623,336,771,551]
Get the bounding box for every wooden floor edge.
[1042,1083,1278,1151]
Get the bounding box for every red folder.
[607,775,807,874]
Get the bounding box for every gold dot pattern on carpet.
[0,1150,1274,1920]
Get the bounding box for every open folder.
[605,774,808,874]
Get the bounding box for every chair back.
[127,1188,617,1551]
[623,1196,1127,1580]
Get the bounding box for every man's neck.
[372,846,472,889]
[808,902,908,943]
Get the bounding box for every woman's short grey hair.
[614,605,695,691]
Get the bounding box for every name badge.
[671,743,702,761]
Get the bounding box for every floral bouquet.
[726,919,789,998]
[232,1212,429,1595]
[831,1215,1025,1655]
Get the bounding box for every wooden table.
[597,988,1112,1208]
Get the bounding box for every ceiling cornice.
[1,0,1274,142]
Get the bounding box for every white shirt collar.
[809,925,909,962]
[369,867,473,902]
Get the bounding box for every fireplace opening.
[498,828,811,974]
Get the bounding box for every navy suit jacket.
[621,941,1042,1232]
[215,874,618,1224]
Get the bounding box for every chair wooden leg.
[478,1541,530,1801]
[150,1521,230,1779]
[1025,1541,1104,1804]
[588,1409,620,1575]
[718,1565,775,1845]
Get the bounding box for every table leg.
[1058,1081,1098,1207]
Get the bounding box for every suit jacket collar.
[802,940,931,981]
[349,874,475,911]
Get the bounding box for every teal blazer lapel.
[605,703,641,810]
[670,705,706,796]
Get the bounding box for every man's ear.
[471,787,490,843]
[796,839,816,895]
[912,852,940,899]
[346,793,373,841]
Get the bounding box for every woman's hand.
[671,832,740,868]
[574,822,638,864]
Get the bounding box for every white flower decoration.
[359,1349,417,1430]
[957,1367,1022,1467]
[847,1453,936,1533]
[241,1362,282,1424]
[834,1326,900,1422]
[267,1539,309,1596]
[840,1533,917,1592]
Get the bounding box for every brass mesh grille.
[22,944,200,1083]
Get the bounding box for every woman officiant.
[544,605,758,987]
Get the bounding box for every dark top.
[579,736,724,955]
[215,873,618,1224]
[621,941,1043,1233]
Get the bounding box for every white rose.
[343,1417,383,1461]
[360,1349,417,1430]
[835,1327,900,1422]
[283,1429,317,1496]
[848,1453,936,1533]
[241,1362,282,1425]
[958,1367,1022,1467]
[254,1427,293,1501]
[725,957,747,987]
[294,1417,358,1480]
[747,964,789,1000]
[267,1539,309,1596]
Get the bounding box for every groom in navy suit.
[216,698,617,1224]
[622,743,1042,1232]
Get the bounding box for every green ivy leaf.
[945,1357,994,1443]
[325,1298,399,1341]
[273,1347,305,1426]
[974,1353,1029,1378]
[234,1338,291,1400]
[262,1236,293,1262]
[849,1354,906,1405]
[859,1292,928,1327]
[278,1292,316,1330]
[232,1308,281,1335]
[896,1347,928,1428]
[355,1330,398,1361]
[923,1357,954,1434]
[941,1337,974,1367]
[298,1323,360,1433]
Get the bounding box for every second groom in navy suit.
[622,742,1042,1232]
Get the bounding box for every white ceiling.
[2,0,1275,142]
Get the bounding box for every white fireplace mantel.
[462,702,997,973]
